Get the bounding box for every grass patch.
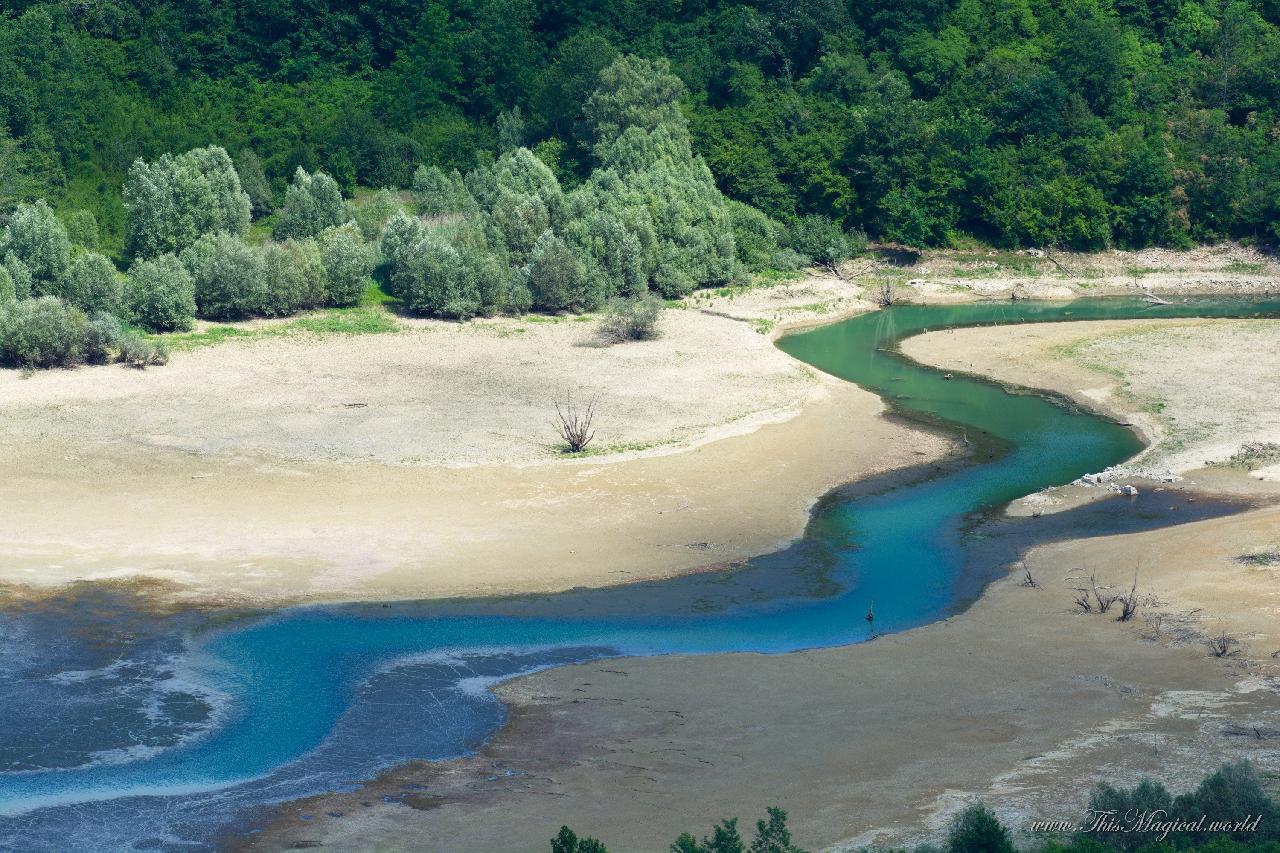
[161,285,401,351]
[1237,548,1280,566]
[1224,258,1268,274]
[751,317,776,335]
[1210,441,1280,471]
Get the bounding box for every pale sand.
[0,275,946,604]
[901,318,1280,475]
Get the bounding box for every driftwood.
[1143,292,1171,305]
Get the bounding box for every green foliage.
[64,252,123,315]
[83,312,123,365]
[182,232,266,321]
[117,332,169,369]
[527,230,593,311]
[946,804,1015,853]
[5,0,1280,250]
[1,200,69,293]
[598,294,663,343]
[727,200,783,271]
[126,254,196,333]
[551,825,609,853]
[347,189,403,241]
[789,216,861,271]
[319,223,376,307]
[3,254,33,301]
[0,296,87,367]
[273,168,346,240]
[235,149,274,217]
[0,265,13,304]
[394,235,480,319]
[63,210,99,250]
[412,166,475,217]
[124,147,251,260]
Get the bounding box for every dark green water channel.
[3,296,1278,851]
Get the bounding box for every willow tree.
[124,147,251,259]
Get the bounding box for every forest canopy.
[3,0,1280,252]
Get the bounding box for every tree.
[273,168,346,239]
[946,804,1015,853]
[412,166,475,217]
[181,232,265,320]
[393,236,481,319]
[63,210,99,249]
[0,296,88,368]
[124,146,251,259]
[0,265,13,304]
[526,231,594,311]
[235,148,273,216]
[496,107,526,151]
[585,56,690,155]
[550,825,609,853]
[0,200,70,293]
[3,254,33,301]
[64,252,122,315]
[319,223,374,306]
[259,240,309,317]
[788,215,856,273]
[379,209,428,275]
[125,254,196,332]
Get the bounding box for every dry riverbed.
[5,253,1279,851]
[0,273,926,606]
[238,267,1280,853]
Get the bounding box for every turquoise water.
[2,296,1279,850]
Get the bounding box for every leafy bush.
[319,223,375,307]
[64,209,99,249]
[527,231,595,312]
[234,148,273,216]
[598,294,663,343]
[124,146,251,259]
[946,804,1015,853]
[0,265,13,304]
[394,236,480,319]
[83,312,123,364]
[789,215,860,271]
[0,296,88,367]
[347,189,402,240]
[65,251,123,314]
[117,332,169,368]
[411,166,474,217]
[3,254,33,300]
[273,168,346,239]
[126,254,196,332]
[0,200,70,292]
[258,240,309,317]
[182,232,266,320]
[728,199,783,271]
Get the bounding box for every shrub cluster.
[0,297,165,368]
[379,57,860,322]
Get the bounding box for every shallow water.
[2,297,1278,851]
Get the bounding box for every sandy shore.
[240,296,1280,853]
[0,275,950,605]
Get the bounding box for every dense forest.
[4,0,1280,253]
